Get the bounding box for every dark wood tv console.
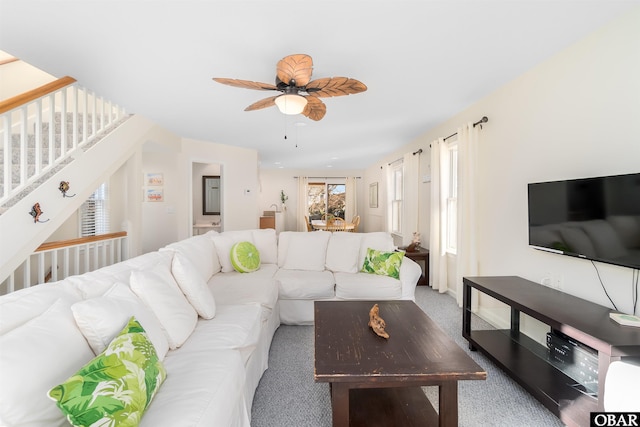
[463,276,640,427]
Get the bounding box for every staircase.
[0,74,161,287]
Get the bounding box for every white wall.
[365,8,640,312]
[182,138,259,235]
[258,168,366,232]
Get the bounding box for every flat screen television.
[528,172,640,270]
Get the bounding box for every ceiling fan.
[213,54,367,121]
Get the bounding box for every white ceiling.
[1,1,638,170]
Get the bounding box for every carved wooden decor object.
[368,303,389,339]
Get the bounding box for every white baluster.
[37,252,45,284]
[2,114,11,200]
[34,99,42,175]
[19,107,27,186]
[50,250,58,282]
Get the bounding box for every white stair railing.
[0,76,127,205]
[1,232,128,295]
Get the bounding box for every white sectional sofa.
[0,229,421,427]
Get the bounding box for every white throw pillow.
[252,228,278,264]
[130,262,198,349]
[212,230,254,272]
[326,232,363,273]
[172,252,217,319]
[71,282,169,359]
[162,235,220,281]
[282,231,331,271]
[0,298,95,427]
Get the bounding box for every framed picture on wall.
[145,172,164,186]
[145,188,164,202]
[369,182,378,208]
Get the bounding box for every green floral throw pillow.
[361,248,405,279]
[48,317,167,427]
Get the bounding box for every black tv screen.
[528,172,640,269]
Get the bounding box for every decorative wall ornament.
[29,203,50,223]
[58,181,76,197]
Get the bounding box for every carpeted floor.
[250,286,565,426]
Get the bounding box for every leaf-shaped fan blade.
[276,54,313,87]
[301,96,326,121]
[244,96,279,111]
[213,78,277,91]
[306,77,367,98]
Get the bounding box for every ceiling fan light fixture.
[275,94,307,115]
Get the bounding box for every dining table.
[310,220,355,231]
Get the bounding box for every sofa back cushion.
[358,232,395,270]
[279,231,331,271]
[0,298,95,427]
[130,261,198,349]
[171,252,217,319]
[71,282,169,359]
[162,234,220,281]
[211,230,255,273]
[251,229,278,264]
[0,280,82,335]
[326,232,363,273]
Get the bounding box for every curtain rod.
[293,176,361,179]
[386,148,423,166]
[443,116,488,141]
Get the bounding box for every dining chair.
[351,215,360,233]
[326,216,347,232]
[304,216,313,232]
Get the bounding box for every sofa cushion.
[140,349,249,427]
[252,228,278,264]
[334,272,402,300]
[231,241,261,273]
[211,230,255,273]
[130,262,198,349]
[357,232,395,270]
[361,248,405,279]
[48,317,166,427]
[208,264,279,312]
[171,252,217,319]
[175,304,263,364]
[71,282,169,359]
[0,298,95,427]
[326,232,363,273]
[162,234,220,281]
[275,269,335,299]
[281,231,331,271]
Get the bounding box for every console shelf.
[463,276,640,427]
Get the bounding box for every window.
[445,143,458,253]
[80,183,109,236]
[307,182,346,219]
[390,162,403,234]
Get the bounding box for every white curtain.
[344,177,358,222]
[403,152,420,247]
[455,123,480,305]
[296,177,309,231]
[429,138,448,293]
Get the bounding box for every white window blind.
[80,183,109,236]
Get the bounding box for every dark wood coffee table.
[314,300,486,427]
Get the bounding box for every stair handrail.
[35,231,127,252]
[2,231,128,294]
[0,76,77,114]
